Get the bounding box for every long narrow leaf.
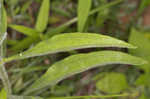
[9,0,123,53]
[9,24,40,37]
[78,0,92,32]
[35,0,50,32]
[4,33,135,62]
[25,51,146,94]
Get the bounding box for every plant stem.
[0,64,12,94]
[0,0,12,96]
[49,93,129,99]
[0,41,12,95]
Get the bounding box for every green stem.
[49,93,129,99]
[0,41,12,95]
[0,0,12,96]
[0,64,12,94]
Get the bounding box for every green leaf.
[0,89,7,99]
[5,33,136,62]
[10,0,122,51]
[9,24,40,37]
[24,51,146,94]
[96,72,128,93]
[35,0,50,32]
[78,0,92,32]
[0,2,7,45]
[129,29,150,72]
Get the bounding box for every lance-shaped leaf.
[0,2,7,46]
[9,24,40,37]
[8,0,122,52]
[35,0,50,32]
[24,51,146,94]
[78,0,92,32]
[4,33,135,62]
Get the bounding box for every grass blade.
[9,0,123,53]
[35,0,50,32]
[78,0,92,32]
[24,51,146,94]
[9,24,40,37]
[4,33,135,62]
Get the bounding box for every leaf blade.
[9,24,40,37]
[25,51,146,94]
[35,0,50,32]
[6,33,136,62]
[78,0,92,32]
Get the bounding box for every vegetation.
[0,0,150,99]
